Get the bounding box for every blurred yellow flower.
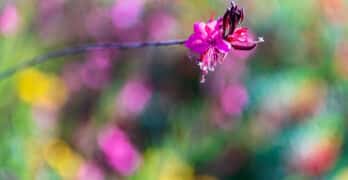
[43,139,83,179]
[26,139,45,179]
[335,168,348,180]
[290,79,326,119]
[334,42,348,79]
[138,149,194,180]
[17,69,67,109]
[158,155,194,180]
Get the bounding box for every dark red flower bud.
[222,1,245,38]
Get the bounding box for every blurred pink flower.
[63,51,111,91]
[62,62,84,92]
[116,79,152,117]
[219,84,248,116]
[112,0,145,29]
[78,162,104,180]
[80,52,111,90]
[37,0,68,44]
[0,4,20,36]
[79,64,109,90]
[98,127,141,176]
[39,0,65,15]
[85,8,111,40]
[185,19,231,83]
[87,51,112,70]
[38,0,66,18]
[147,12,178,40]
[211,54,248,95]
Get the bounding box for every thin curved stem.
[0,39,186,80]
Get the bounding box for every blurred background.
[0,0,348,179]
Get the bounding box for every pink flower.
[78,162,104,180]
[98,127,141,176]
[185,2,263,83]
[185,19,262,83]
[185,19,231,83]
[0,4,20,36]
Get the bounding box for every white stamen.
[255,37,264,43]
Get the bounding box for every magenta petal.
[228,27,257,51]
[185,35,210,54]
[193,22,208,38]
[228,27,250,42]
[215,39,232,53]
[234,27,249,34]
[205,20,217,35]
[231,42,256,51]
[193,22,206,34]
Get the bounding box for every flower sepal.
[227,27,264,51]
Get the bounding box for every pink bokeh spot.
[62,62,84,92]
[0,4,20,36]
[78,162,105,180]
[98,127,141,176]
[117,79,152,117]
[39,0,65,15]
[80,52,111,90]
[85,8,110,40]
[111,0,145,29]
[147,12,178,40]
[62,51,112,92]
[220,84,248,116]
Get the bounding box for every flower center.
[208,38,216,46]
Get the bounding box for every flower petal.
[227,27,257,51]
[231,42,256,51]
[205,20,218,35]
[193,22,208,38]
[215,39,232,53]
[185,34,210,54]
[228,27,249,42]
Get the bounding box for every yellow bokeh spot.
[335,168,348,180]
[26,139,45,179]
[43,139,83,179]
[158,155,193,180]
[290,79,326,118]
[141,149,194,180]
[17,69,67,109]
